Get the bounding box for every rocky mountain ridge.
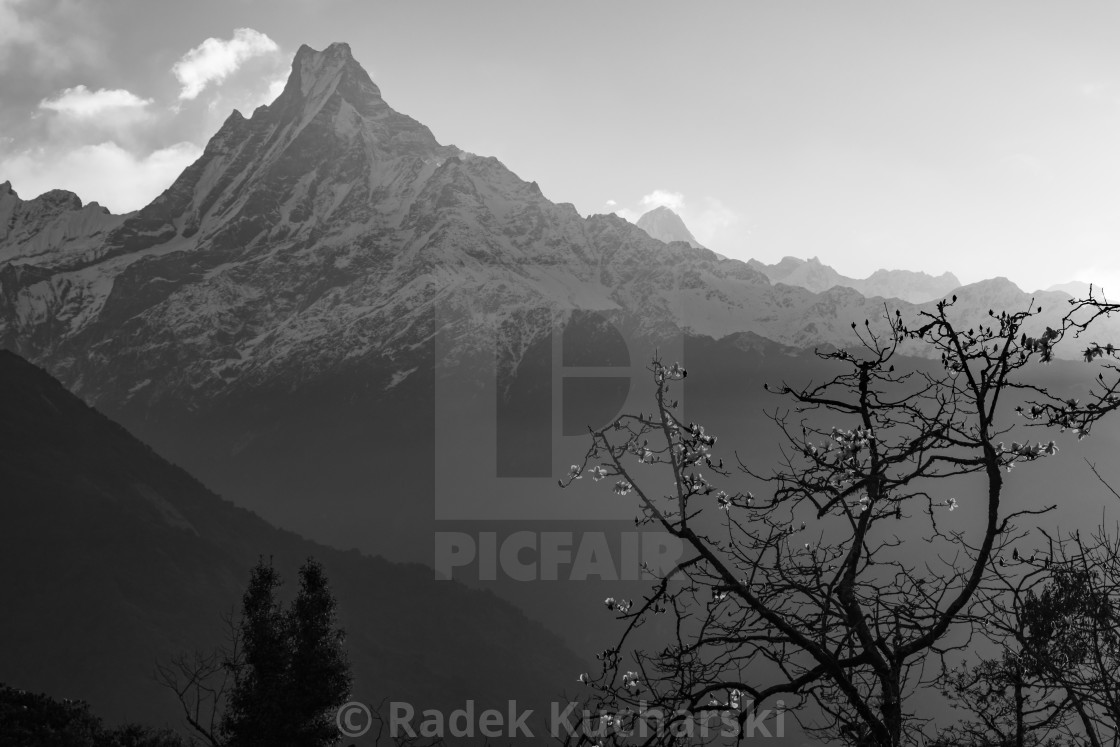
[747,254,962,304]
[1,44,1104,413]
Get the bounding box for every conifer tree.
[217,558,351,747]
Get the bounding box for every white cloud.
[613,189,686,223]
[640,189,685,212]
[234,71,289,113]
[173,28,280,101]
[36,84,158,151]
[262,74,288,105]
[613,206,640,223]
[0,141,203,212]
[613,189,740,248]
[690,197,739,245]
[40,85,152,118]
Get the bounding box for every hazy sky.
[2,1,1118,293]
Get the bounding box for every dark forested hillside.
[0,350,586,731]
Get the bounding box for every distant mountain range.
[631,208,1103,306]
[744,254,960,304]
[1046,279,1093,297]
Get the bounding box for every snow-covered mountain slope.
[0,183,127,266]
[2,44,1105,409]
[635,205,701,248]
[2,42,1117,567]
[748,255,962,304]
[0,43,915,411]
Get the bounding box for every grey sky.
[1,0,1118,293]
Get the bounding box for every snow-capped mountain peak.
[0,41,1109,418]
[292,42,376,99]
[635,205,701,248]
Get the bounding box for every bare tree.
[946,523,1120,747]
[932,554,1080,747]
[933,288,1120,747]
[562,297,1120,746]
[156,609,239,747]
